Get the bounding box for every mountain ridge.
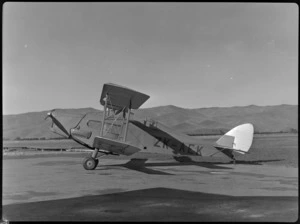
[3,104,298,140]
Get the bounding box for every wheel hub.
[83,157,98,170]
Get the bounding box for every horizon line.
[3,103,298,116]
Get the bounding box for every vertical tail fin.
[215,123,254,154]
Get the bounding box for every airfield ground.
[2,134,298,221]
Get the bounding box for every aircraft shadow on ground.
[105,159,174,175]
[106,157,234,175]
[232,159,285,165]
[104,157,285,175]
[173,156,285,165]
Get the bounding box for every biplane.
[46,83,254,170]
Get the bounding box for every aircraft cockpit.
[143,118,158,128]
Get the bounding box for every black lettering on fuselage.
[154,137,162,148]
[153,137,203,155]
[197,145,204,156]
[187,144,195,155]
[163,138,170,149]
[188,144,195,148]
[179,143,186,153]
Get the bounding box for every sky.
[3,3,298,115]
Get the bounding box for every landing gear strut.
[231,155,236,165]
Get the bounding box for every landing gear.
[83,148,100,170]
[82,148,118,170]
[231,155,236,165]
[83,156,99,170]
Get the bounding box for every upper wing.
[100,83,150,110]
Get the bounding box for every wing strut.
[123,108,131,142]
[100,93,108,137]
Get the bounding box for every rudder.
[215,123,254,154]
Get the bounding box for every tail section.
[215,123,254,155]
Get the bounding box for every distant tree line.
[254,129,298,134]
[187,129,298,136]
[7,137,68,141]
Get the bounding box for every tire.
[83,157,99,170]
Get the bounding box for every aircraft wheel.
[83,157,99,170]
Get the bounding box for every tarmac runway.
[2,153,298,221]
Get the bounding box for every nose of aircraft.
[46,109,85,138]
[45,110,55,120]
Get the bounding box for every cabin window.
[87,120,123,135]
[87,120,102,129]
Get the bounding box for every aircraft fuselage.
[48,110,225,158]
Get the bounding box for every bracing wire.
[104,109,123,136]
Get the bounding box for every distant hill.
[2,104,298,140]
